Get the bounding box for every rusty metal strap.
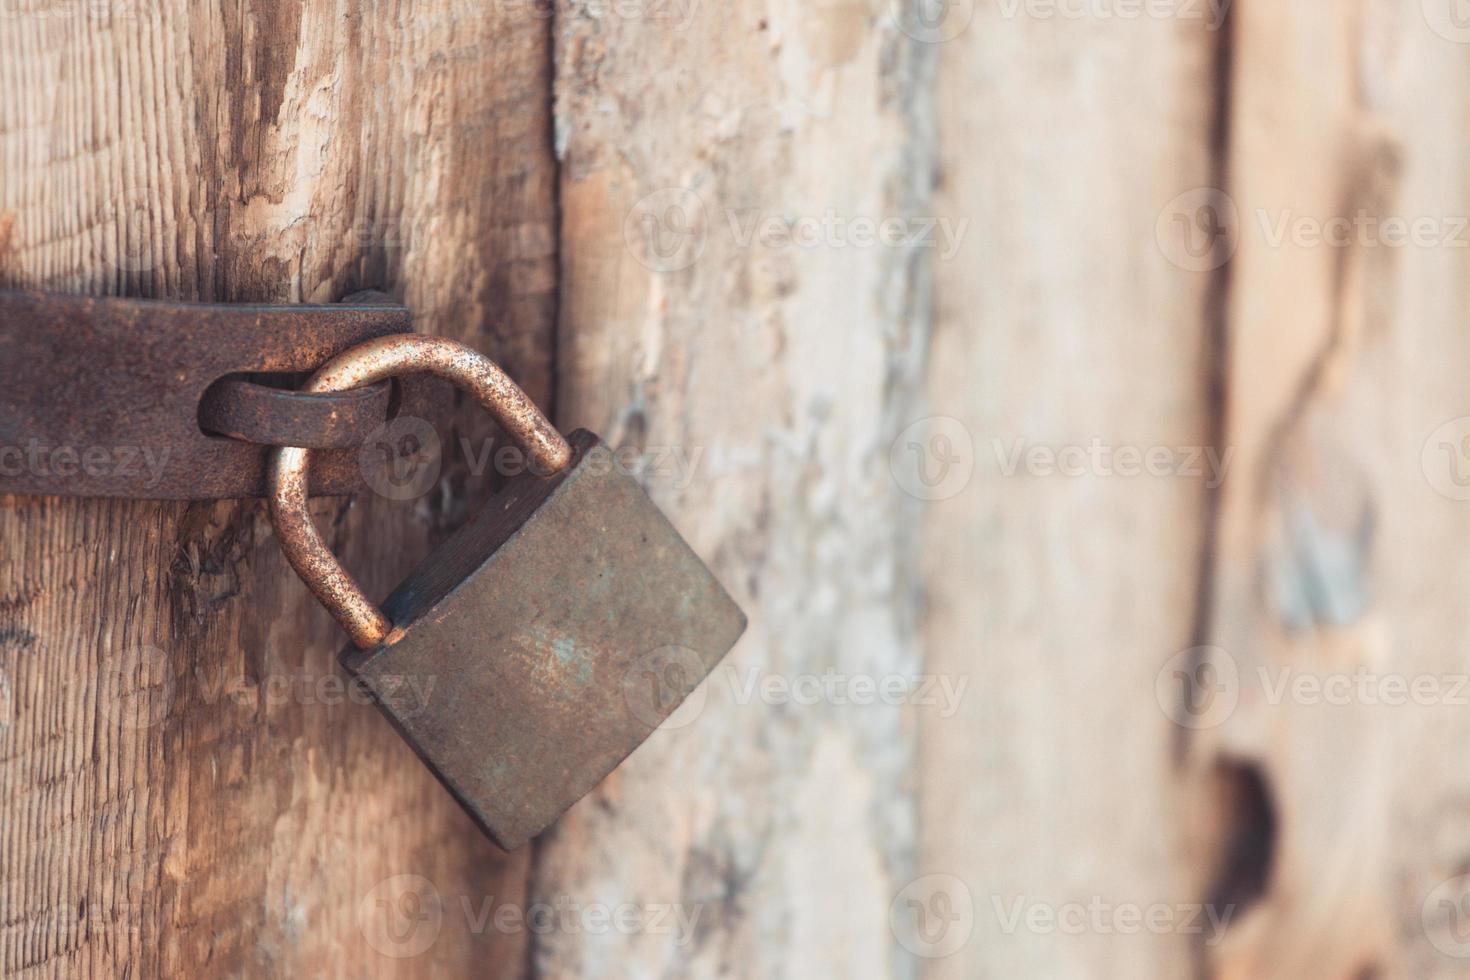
[0,289,443,499]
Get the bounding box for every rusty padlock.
[268,335,745,849]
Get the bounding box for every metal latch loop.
[199,376,395,449]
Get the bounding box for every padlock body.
[342,429,746,850]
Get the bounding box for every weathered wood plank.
[0,1,557,975]
[1196,3,1470,978]
[542,1,938,976]
[922,7,1222,978]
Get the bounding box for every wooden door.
[1,2,555,974]
[7,1,1470,978]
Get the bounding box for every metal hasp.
[342,429,747,850]
[0,289,437,498]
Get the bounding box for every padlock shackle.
[268,334,572,648]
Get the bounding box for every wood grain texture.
[540,1,937,977]
[0,0,557,975]
[922,7,1222,979]
[1195,3,1470,978]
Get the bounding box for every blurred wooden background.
[4,0,1470,977]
